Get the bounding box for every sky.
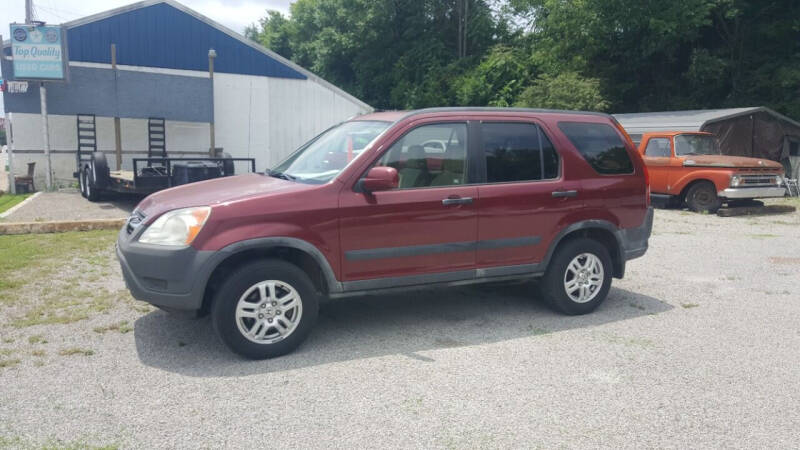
[1,0,294,116]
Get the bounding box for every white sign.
[6,81,29,93]
[10,24,67,80]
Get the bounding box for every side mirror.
[361,166,398,193]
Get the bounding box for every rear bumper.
[620,207,654,261]
[719,186,786,199]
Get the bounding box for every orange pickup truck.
[638,132,786,212]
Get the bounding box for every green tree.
[516,72,609,111]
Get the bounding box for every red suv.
[117,108,653,359]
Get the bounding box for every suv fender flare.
[211,237,343,294]
[542,220,626,278]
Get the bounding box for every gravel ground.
[1,202,799,449]
[3,190,138,222]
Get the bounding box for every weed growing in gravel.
[749,233,780,239]
[93,321,133,334]
[0,348,16,356]
[1,337,13,343]
[0,357,21,368]
[31,349,46,357]
[28,334,47,344]
[59,348,94,356]
[681,303,699,308]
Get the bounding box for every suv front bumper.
[719,186,786,199]
[116,227,221,311]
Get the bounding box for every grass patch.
[681,303,700,309]
[1,337,13,343]
[93,321,132,334]
[0,230,117,298]
[0,357,21,368]
[28,334,47,344]
[748,233,780,239]
[31,349,46,357]
[59,347,94,357]
[0,193,32,214]
[11,296,113,328]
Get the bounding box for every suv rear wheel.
[211,260,319,359]
[540,238,612,315]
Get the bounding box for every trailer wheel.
[84,166,101,202]
[220,152,235,177]
[90,152,110,188]
[79,166,89,198]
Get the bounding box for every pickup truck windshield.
[271,120,391,184]
[674,134,720,156]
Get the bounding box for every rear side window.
[482,123,560,183]
[558,122,634,174]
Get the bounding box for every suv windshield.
[674,134,720,156]
[271,120,391,184]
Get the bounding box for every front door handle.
[551,190,578,198]
[442,196,473,206]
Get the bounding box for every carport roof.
[613,107,800,135]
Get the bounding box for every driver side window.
[645,138,672,157]
[374,123,468,189]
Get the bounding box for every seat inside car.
[399,145,429,188]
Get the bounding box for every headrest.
[442,158,463,173]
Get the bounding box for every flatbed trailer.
[73,115,256,201]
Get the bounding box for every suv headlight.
[730,175,742,187]
[139,207,211,246]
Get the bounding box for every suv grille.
[126,210,146,235]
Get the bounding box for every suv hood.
[682,155,783,170]
[135,174,314,220]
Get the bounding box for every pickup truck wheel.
[540,238,612,315]
[685,181,721,213]
[211,260,319,359]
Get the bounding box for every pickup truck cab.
[118,108,653,359]
[638,131,785,212]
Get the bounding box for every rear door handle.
[551,190,578,198]
[442,197,473,206]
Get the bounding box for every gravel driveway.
[2,190,138,222]
[1,202,799,449]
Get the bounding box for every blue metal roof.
[65,1,306,80]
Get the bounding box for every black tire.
[84,166,101,202]
[685,181,721,213]
[220,151,235,177]
[79,166,88,198]
[211,260,319,359]
[91,152,110,189]
[540,238,613,315]
[727,199,763,208]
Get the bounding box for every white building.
[1,0,372,189]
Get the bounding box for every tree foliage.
[246,0,800,117]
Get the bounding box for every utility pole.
[26,0,54,190]
[112,44,122,170]
[208,48,216,157]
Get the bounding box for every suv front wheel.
[212,260,319,359]
[540,238,612,315]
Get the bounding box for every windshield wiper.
[267,170,296,181]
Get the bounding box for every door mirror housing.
[361,166,398,193]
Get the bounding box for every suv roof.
[356,107,612,124]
